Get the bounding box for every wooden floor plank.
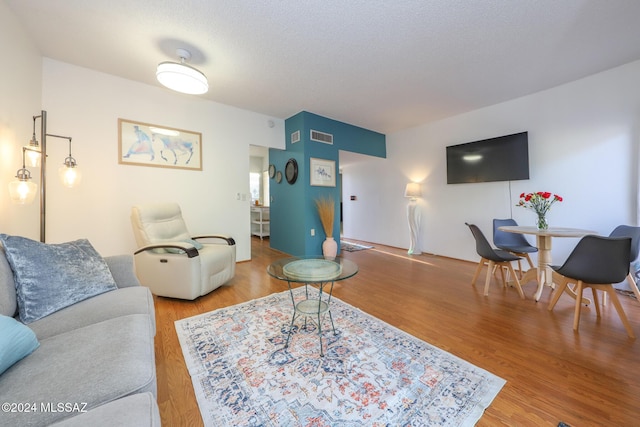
[153,237,640,426]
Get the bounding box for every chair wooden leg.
[548,272,569,311]
[516,259,523,278]
[603,285,635,339]
[524,253,534,270]
[499,264,507,288]
[627,274,640,303]
[484,260,495,296]
[604,273,640,307]
[471,259,485,285]
[591,287,601,318]
[507,262,525,299]
[573,281,585,332]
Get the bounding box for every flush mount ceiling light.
[156,48,208,95]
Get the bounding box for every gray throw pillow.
[0,235,117,324]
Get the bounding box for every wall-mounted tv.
[446,131,529,184]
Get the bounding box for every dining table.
[498,225,597,301]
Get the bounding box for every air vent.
[310,129,334,145]
[291,130,300,144]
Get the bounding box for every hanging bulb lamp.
[8,150,37,205]
[57,137,81,188]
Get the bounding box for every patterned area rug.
[175,289,505,426]
[340,241,373,252]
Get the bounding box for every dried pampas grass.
[315,197,334,238]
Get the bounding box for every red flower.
[516,191,563,216]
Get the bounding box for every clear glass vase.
[536,213,548,230]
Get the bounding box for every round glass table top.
[267,256,358,283]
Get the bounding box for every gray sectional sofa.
[0,239,160,427]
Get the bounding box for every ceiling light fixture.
[156,48,208,95]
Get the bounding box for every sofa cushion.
[0,314,156,427]
[104,254,142,288]
[50,392,161,427]
[0,245,17,317]
[0,315,39,375]
[28,286,156,340]
[0,235,118,324]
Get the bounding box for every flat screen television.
[446,131,529,184]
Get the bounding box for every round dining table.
[498,225,597,301]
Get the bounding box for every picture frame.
[118,118,202,170]
[310,157,335,187]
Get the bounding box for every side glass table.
[267,256,358,357]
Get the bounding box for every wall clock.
[285,158,298,184]
[268,164,275,178]
[275,171,282,183]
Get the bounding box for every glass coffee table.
[267,256,358,357]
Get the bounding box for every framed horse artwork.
[118,118,202,171]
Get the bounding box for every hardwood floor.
[154,237,640,426]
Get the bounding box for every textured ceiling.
[7,0,640,134]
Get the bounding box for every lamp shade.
[59,164,81,188]
[156,62,208,95]
[404,182,422,199]
[9,179,37,204]
[25,146,41,167]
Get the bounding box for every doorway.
[249,145,270,256]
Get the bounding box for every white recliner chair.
[130,203,236,300]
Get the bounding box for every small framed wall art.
[310,157,335,187]
[118,118,202,170]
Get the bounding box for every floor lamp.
[8,111,81,242]
[404,182,422,255]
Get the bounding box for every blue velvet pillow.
[0,314,39,374]
[0,235,118,324]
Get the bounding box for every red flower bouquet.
[517,192,563,229]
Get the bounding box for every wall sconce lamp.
[7,111,80,242]
[404,182,422,255]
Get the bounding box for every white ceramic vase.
[322,237,338,259]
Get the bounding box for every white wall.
[36,59,284,260]
[342,59,640,265]
[0,1,42,239]
[1,3,286,261]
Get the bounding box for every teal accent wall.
[269,111,386,256]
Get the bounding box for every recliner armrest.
[134,243,199,258]
[192,235,236,245]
